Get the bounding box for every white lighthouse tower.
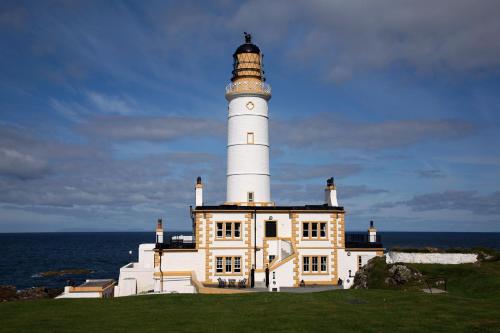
[225,33,272,206]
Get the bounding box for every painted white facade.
[386,252,478,265]
[57,279,115,298]
[226,95,271,204]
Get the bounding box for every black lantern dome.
[231,32,265,82]
[234,33,261,55]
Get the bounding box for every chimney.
[368,220,377,243]
[156,218,164,244]
[324,177,338,206]
[195,176,203,206]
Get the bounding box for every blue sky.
[1,0,499,232]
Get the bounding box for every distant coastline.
[1,232,499,290]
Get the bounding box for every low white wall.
[386,252,478,264]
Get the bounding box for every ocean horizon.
[1,231,499,290]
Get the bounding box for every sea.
[0,232,499,290]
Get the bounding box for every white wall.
[337,249,380,289]
[226,95,270,203]
[386,252,478,264]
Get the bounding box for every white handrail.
[225,81,272,95]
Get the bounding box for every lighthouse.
[225,33,272,205]
[113,34,386,297]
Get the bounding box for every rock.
[387,264,422,285]
[352,256,423,289]
[39,269,93,277]
[0,285,17,301]
[353,256,385,289]
[17,287,63,300]
[0,286,63,302]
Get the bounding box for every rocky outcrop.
[384,264,422,287]
[39,269,93,277]
[0,285,17,301]
[0,285,62,302]
[353,256,423,289]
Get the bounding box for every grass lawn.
[1,262,499,333]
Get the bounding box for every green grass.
[1,262,500,333]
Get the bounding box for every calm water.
[0,232,499,289]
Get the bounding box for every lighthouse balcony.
[225,81,271,99]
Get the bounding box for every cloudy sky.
[1,0,499,232]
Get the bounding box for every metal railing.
[345,233,382,248]
[225,81,271,96]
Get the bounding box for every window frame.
[302,255,329,275]
[301,222,329,240]
[216,257,223,273]
[320,223,327,238]
[303,256,310,272]
[216,223,223,238]
[302,222,309,238]
[225,257,232,273]
[247,132,254,144]
[214,256,243,275]
[234,257,241,273]
[320,256,327,272]
[215,221,242,240]
[225,222,232,238]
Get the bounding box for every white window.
[247,132,254,144]
[303,256,310,272]
[303,223,309,238]
[311,223,318,238]
[216,223,223,238]
[312,257,318,272]
[320,223,327,238]
[303,222,327,239]
[225,222,232,237]
[234,257,241,273]
[234,223,241,238]
[320,256,327,272]
[225,257,232,272]
[216,257,223,273]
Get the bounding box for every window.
[216,223,223,238]
[225,257,232,273]
[312,257,318,272]
[303,223,309,238]
[216,257,223,273]
[265,221,277,238]
[269,255,276,263]
[302,222,328,239]
[320,256,327,272]
[225,222,232,237]
[234,257,241,273]
[302,256,328,274]
[215,256,242,275]
[215,222,242,239]
[358,256,362,269]
[247,192,254,203]
[303,256,310,272]
[247,132,254,144]
[311,223,318,238]
[320,223,327,238]
[234,223,241,238]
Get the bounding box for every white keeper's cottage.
[114,33,384,296]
